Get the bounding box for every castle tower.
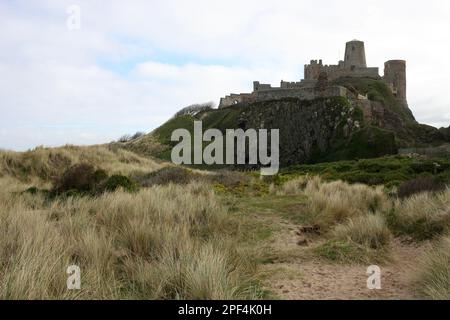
[344,40,367,69]
[384,60,407,104]
[304,60,323,80]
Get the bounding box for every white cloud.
[0,0,449,150]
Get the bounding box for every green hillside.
[120,77,448,168]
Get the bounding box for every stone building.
[218,40,407,108]
[304,40,380,81]
[384,60,407,104]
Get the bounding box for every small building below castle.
[218,40,407,108]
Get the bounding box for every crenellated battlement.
[218,40,407,109]
[304,40,379,81]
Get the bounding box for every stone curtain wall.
[219,86,348,108]
[304,62,380,81]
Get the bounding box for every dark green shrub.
[52,164,111,196]
[93,169,108,183]
[54,163,98,194]
[23,186,51,198]
[104,175,139,193]
[410,161,440,174]
[25,187,39,195]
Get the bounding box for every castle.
[218,40,407,108]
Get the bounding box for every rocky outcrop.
[130,78,447,167]
[236,97,396,166]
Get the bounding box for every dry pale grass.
[332,214,391,249]
[303,177,390,229]
[0,145,162,184]
[0,178,258,300]
[416,235,450,300]
[275,176,309,195]
[390,188,450,240]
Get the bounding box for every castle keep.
[218,40,407,108]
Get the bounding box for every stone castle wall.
[218,40,407,109]
[219,86,348,108]
[304,60,380,81]
[254,86,348,101]
[219,93,255,107]
[384,60,407,104]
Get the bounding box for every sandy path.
[261,218,426,300]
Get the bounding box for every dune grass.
[416,236,450,300]
[0,145,162,183]
[0,177,260,300]
[302,176,390,230]
[389,188,450,240]
[331,214,391,250]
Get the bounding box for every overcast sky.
[1,0,449,151]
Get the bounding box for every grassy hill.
[120,78,448,168]
[0,145,162,184]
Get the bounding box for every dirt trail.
[261,218,427,300]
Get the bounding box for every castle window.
[352,46,355,51]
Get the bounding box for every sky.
[1,0,450,151]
